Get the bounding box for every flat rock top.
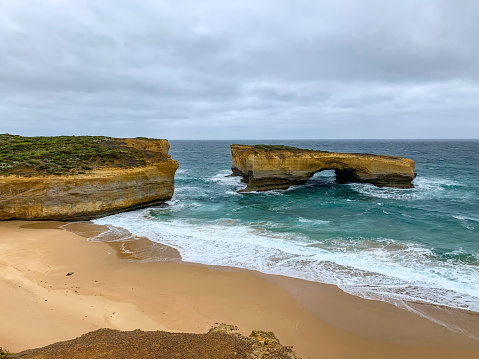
[0,134,170,177]
[15,327,299,359]
[231,144,408,161]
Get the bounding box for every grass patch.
[0,134,153,176]
[0,347,13,359]
[251,144,302,151]
[250,144,329,153]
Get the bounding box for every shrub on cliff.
[0,347,13,359]
[252,144,301,151]
[0,134,150,176]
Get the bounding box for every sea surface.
[94,140,479,314]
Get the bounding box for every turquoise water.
[94,140,479,313]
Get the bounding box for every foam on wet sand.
[1,220,479,359]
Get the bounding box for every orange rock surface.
[0,138,178,220]
[231,145,416,192]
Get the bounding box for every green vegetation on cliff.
[250,144,329,153]
[0,134,151,176]
[0,347,13,359]
[251,144,301,151]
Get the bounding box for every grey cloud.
[0,0,478,139]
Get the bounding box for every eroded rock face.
[0,138,178,220]
[231,144,416,192]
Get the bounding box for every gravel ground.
[14,325,299,359]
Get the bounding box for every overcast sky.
[1,0,478,139]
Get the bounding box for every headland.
[0,135,178,220]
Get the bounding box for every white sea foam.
[453,215,478,230]
[174,169,189,179]
[86,224,134,242]
[453,215,479,222]
[208,170,242,185]
[206,170,244,193]
[243,189,287,195]
[174,186,200,196]
[306,171,337,186]
[148,200,201,214]
[94,209,479,314]
[298,217,330,226]
[225,190,241,196]
[172,186,210,200]
[350,177,463,201]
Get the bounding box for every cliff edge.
[0,135,178,220]
[231,144,416,192]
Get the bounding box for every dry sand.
[1,220,479,358]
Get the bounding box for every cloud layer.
[1,0,478,138]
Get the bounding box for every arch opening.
[307,169,337,186]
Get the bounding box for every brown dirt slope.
[14,325,299,359]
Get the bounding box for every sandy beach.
[1,220,479,358]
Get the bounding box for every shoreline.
[62,219,479,343]
[1,220,479,358]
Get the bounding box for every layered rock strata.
[231,145,416,192]
[0,138,178,220]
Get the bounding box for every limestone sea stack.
[0,135,179,220]
[231,144,416,192]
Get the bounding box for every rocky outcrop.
[231,145,416,192]
[17,325,300,359]
[0,138,178,220]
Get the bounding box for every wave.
[173,186,203,194]
[349,177,464,201]
[84,224,135,242]
[453,215,479,222]
[208,170,242,185]
[206,170,244,194]
[175,169,189,178]
[94,210,479,314]
[305,172,337,186]
[172,186,210,200]
[225,190,241,196]
[298,217,330,226]
[150,200,201,214]
[453,215,478,230]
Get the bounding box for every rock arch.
[231,145,416,192]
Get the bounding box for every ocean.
[93,140,479,314]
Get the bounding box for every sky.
[1,0,478,139]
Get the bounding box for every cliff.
[231,144,416,192]
[0,135,178,220]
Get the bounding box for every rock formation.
[231,144,416,192]
[0,137,178,220]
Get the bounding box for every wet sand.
[1,220,479,358]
